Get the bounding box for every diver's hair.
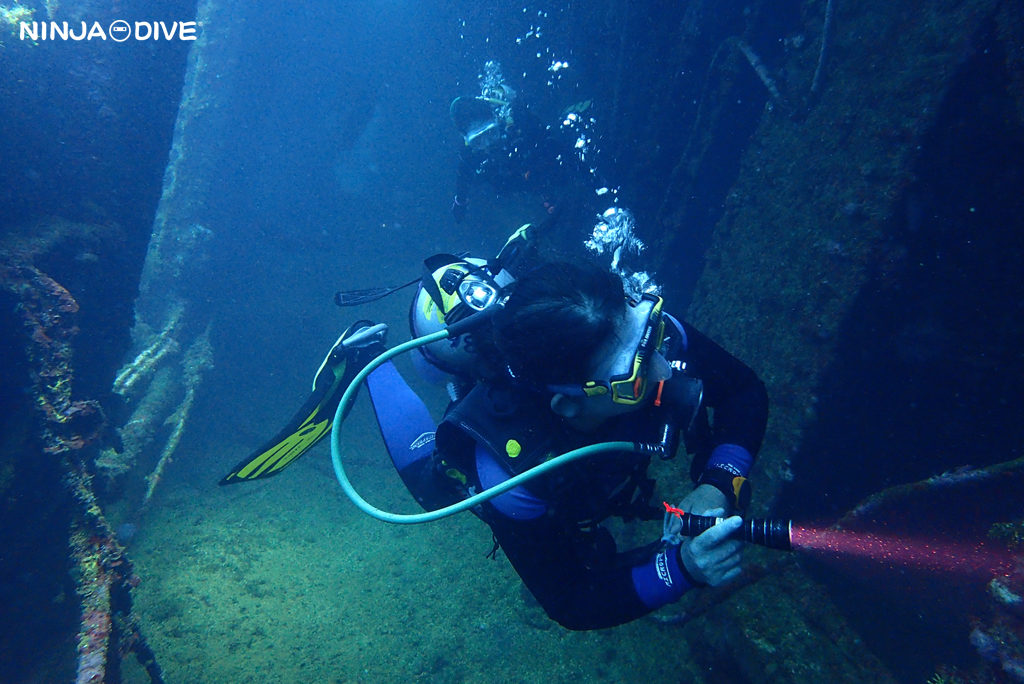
[492,261,625,386]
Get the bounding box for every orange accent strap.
[653,380,665,407]
[663,501,686,518]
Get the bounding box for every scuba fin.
[223,227,534,485]
[218,321,385,485]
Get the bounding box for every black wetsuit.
[368,314,768,630]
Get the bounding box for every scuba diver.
[220,225,769,630]
[449,62,599,245]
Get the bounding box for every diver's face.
[549,304,672,432]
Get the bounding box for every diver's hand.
[678,483,729,516]
[678,510,743,587]
[451,195,467,223]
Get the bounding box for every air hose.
[329,328,648,524]
[328,327,796,553]
[326,312,799,560]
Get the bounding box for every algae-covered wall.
[0,1,195,680]
[670,0,1024,680]
[684,0,1020,509]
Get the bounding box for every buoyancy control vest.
[435,382,665,526]
[432,310,707,524]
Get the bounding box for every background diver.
[449,61,601,247]
[221,227,769,630]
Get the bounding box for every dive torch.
[671,511,793,551]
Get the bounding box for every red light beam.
[791,524,1017,579]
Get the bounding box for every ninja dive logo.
[20,19,198,42]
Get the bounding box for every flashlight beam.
[790,525,1016,579]
[671,515,1016,580]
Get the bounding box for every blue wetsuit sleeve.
[476,444,694,630]
[366,361,471,512]
[365,361,436,473]
[485,510,694,630]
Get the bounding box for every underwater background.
[1,0,1023,682]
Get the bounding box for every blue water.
[2,0,1023,682]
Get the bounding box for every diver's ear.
[550,393,581,418]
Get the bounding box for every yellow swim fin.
[218,321,382,485]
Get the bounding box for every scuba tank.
[333,223,534,386]
[409,255,514,383]
[407,223,534,385]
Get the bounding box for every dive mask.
[548,293,667,406]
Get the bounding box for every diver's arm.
[486,510,698,630]
[679,320,769,480]
[473,445,697,629]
